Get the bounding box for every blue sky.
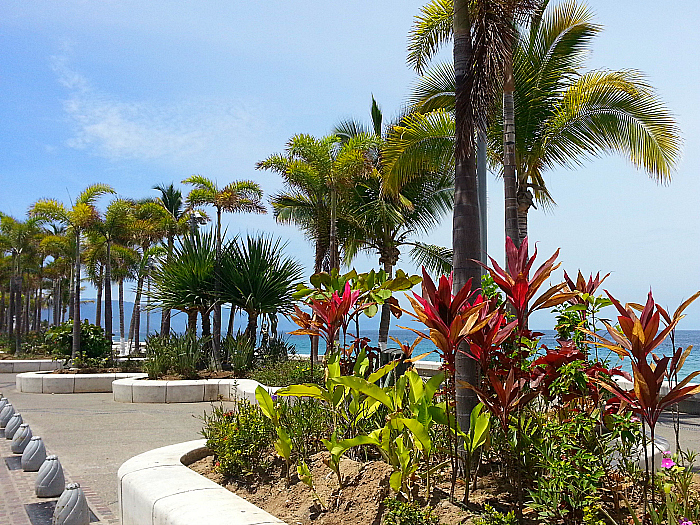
[1,1,699,328]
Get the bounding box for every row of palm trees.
[0,176,270,359]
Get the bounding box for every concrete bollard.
[0,397,7,412]
[0,403,14,427]
[52,483,90,525]
[36,455,65,498]
[11,423,32,454]
[5,412,22,439]
[22,436,47,471]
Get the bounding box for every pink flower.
[679,519,693,525]
[662,457,676,469]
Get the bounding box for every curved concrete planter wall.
[16,371,147,394]
[118,439,286,525]
[0,359,63,373]
[113,378,276,404]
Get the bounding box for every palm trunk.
[119,278,125,356]
[24,287,30,336]
[453,0,482,442]
[160,235,173,335]
[310,242,324,363]
[201,309,211,338]
[377,260,394,355]
[245,310,258,345]
[226,307,235,338]
[0,289,5,333]
[516,189,532,247]
[96,266,103,328]
[128,270,146,352]
[68,265,74,321]
[329,187,339,270]
[187,310,198,334]
[72,228,81,360]
[212,208,222,369]
[105,241,113,346]
[503,42,519,248]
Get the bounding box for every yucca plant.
[220,234,303,344]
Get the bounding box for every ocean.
[283,328,700,380]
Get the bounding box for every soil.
[189,452,483,525]
[51,368,130,374]
[145,370,239,381]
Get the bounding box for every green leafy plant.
[143,334,173,379]
[473,504,517,525]
[200,401,273,477]
[249,358,324,387]
[222,332,256,376]
[255,386,294,481]
[46,320,110,363]
[382,498,439,525]
[297,461,325,509]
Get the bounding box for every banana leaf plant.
[583,289,700,508]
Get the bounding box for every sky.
[1,1,699,329]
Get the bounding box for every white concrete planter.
[118,439,286,525]
[0,359,63,373]
[614,377,700,415]
[113,377,276,404]
[16,371,147,394]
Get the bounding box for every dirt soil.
[51,367,131,374]
[190,452,474,525]
[147,370,238,380]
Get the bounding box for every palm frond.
[408,242,453,276]
[407,0,454,74]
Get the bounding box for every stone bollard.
[5,413,23,439]
[0,397,7,411]
[36,455,65,498]
[22,436,47,471]
[0,403,14,427]
[11,423,32,454]
[52,483,90,525]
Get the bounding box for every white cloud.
[52,56,268,166]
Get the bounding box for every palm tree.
[182,176,266,363]
[404,0,681,246]
[152,183,193,335]
[220,235,303,343]
[0,215,43,353]
[90,198,132,346]
[149,230,216,335]
[30,185,115,358]
[334,97,454,350]
[256,134,375,272]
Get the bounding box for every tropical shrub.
[200,401,274,477]
[382,498,439,525]
[143,333,208,379]
[46,320,110,362]
[248,359,324,387]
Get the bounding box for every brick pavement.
[0,396,118,525]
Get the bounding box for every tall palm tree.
[182,176,266,363]
[256,134,375,272]
[0,215,43,353]
[152,183,193,335]
[31,184,115,359]
[404,0,681,246]
[219,235,303,343]
[90,198,132,346]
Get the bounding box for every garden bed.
[0,359,63,373]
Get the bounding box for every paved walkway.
[0,373,234,524]
[0,372,698,524]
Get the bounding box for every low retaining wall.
[16,371,147,394]
[0,359,63,373]
[112,378,276,404]
[614,377,700,415]
[118,439,286,525]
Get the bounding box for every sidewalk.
[0,373,234,523]
[1,372,699,524]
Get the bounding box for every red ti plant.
[402,268,490,384]
[462,300,517,373]
[290,281,363,352]
[479,237,577,368]
[584,290,700,507]
[563,270,610,306]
